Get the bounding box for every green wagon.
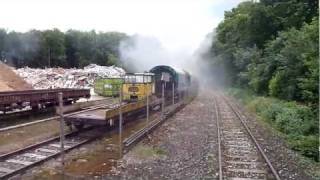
[94,78,124,97]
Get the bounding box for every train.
[94,65,192,102]
[66,65,196,129]
[122,72,154,101]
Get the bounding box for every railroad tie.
[227,168,266,174]
[36,148,59,154]
[0,167,13,173]
[229,178,266,180]
[6,159,33,166]
[49,143,71,149]
[21,153,47,159]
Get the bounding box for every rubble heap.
[14,64,125,89]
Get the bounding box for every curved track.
[214,94,281,180]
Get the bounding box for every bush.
[289,135,319,161]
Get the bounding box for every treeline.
[0,29,127,68]
[207,0,319,161]
[208,0,318,105]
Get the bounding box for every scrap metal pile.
[14,64,125,89]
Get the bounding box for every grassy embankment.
[227,88,319,162]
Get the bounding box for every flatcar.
[122,73,154,101]
[0,88,90,113]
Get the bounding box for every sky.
[0,0,244,52]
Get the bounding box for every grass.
[132,144,167,160]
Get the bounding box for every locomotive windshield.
[124,73,154,84]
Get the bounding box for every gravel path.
[108,92,219,179]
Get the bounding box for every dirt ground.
[0,120,64,154]
[0,62,32,91]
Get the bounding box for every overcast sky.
[0,0,244,51]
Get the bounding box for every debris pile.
[0,62,33,91]
[14,64,125,89]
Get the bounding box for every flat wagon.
[0,88,90,112]
[65,98,162,129]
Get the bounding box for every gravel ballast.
[108,92,219,179]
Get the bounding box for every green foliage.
[208,0,319,106]
[289,135,319,160]
[262,18,319,102]
[0,28,127,68]
[228,88,319,161]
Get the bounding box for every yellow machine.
[122,73,155,101]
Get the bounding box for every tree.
[41,29,66,67]
[0,29,6,61]
[265,18,319,103]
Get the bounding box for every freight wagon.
[150,65,191,99]
[0,88,90,113]
[94,78,123,97]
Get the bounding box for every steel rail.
[0,131,75,161]
[221,95,281,180]
[213,95,223,180]
[123,101,186,149]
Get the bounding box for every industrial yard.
[0,49,318,180]
[0,0,318,179]
[0,88,317,179]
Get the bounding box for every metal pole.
[161,82,165,118]
[58,93,65,173]
[119,85,123,158]
[146,93,149,123]
[172,83,175,105]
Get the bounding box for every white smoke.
[119,34,193,72]
[118,33,219,88]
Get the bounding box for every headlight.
[129,86,139,92]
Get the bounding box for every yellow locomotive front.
[122,73,154,101]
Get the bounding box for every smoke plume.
[118,33,223,89]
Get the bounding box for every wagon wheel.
[74,123,84,130]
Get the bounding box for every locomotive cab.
[122,73,155,102]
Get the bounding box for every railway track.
[0,99,185,179]
[0,127,105,179]
[123,101,186,150]
[214,94,281,180]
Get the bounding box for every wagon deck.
[0,88,90,112]
[65,98,162,127]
